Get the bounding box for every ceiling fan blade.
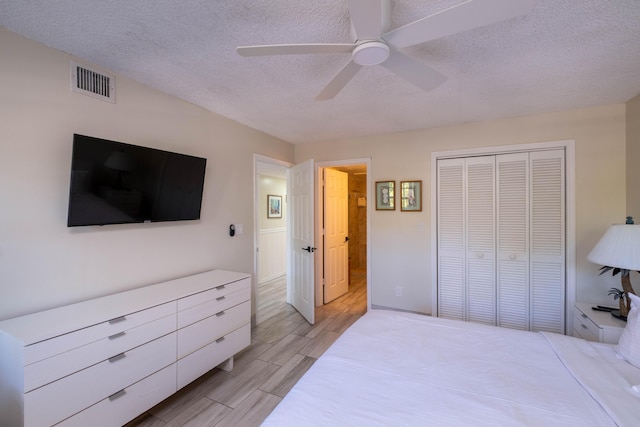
[383,0,535,49]
[316,60,363,101]
[237,43,355,57]
[346,0,385,40]
[381,50,447,92]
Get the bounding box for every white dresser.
[0,269,251,427]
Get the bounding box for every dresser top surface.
[0,269,250,345]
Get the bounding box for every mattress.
[261,309,640,426]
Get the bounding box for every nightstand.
[573,302,626,344]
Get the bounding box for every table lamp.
[587,217,640,318]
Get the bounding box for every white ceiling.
[1,0,639,144]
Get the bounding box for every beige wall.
[296,104,627,313]
[0,29,294,320]
[627,94,640,218]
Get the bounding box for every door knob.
[302,246,317,253]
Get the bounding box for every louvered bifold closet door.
[496,153,530,330]
[530,150,565,333]
[465,156,496,325]
[437,158,466,320]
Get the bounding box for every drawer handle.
[109,352,127,363]
[108,316,127,324]
[216,296,226,301]
[108,331,126,340]
[109,389,127,401]
[216,311,226,317]
[216,337,225,343]
[215,285,226,291]
[581,313,588,319]
[581,324,588,329]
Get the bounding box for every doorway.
[254,156,370,327]
[254,156,290,327]
[318,164,368,307]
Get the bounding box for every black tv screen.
[67,134,206,227]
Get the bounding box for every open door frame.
[253,155,373,326]
[253,154,292,327]
[315,159,372,310]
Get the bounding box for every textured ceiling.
[1,0,639,144]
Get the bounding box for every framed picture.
[400,180,422,212]
[267,194,282,218]
[375,181,395,210]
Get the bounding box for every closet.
[436,149,565,333]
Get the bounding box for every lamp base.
[611,309,628,322]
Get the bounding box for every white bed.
[261,309,640,427]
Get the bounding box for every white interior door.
[323,168,349,303]
[288,159,315,324]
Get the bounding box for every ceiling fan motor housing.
[352,41,390,66]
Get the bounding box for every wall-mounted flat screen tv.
[67,134,207,227]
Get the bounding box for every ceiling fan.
[237,0,534,100]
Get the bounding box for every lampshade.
[587,224,640,270]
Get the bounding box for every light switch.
[236,224,244,235]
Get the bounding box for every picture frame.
[267,194,282,218]
[375,181,395,210]
[400,180,422,212]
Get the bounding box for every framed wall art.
[267,194,282,218]
[375,181,395,210]
[400,180,422,212]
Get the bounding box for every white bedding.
[261,310,640,427]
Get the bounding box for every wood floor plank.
[213,390,281,427]
[298,330,340,359]
[257,333,312,366]
[164,398,231,427]
[206,359,280,408]
[259,354,316,397]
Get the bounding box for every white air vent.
[70,61,115,103]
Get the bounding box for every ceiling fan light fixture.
[352,41,390,66]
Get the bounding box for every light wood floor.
[126,271,367,427]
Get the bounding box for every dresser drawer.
[178,286,250,329]
[573,310,599,342]
[57,364,177,427]
[24,313,176,392]
[177,277,250,312]
[25,332,176,427]
[25,301,176,366]
[177,300,250,358]
[177,323,250,389]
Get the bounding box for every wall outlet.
[395,286,403,297]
